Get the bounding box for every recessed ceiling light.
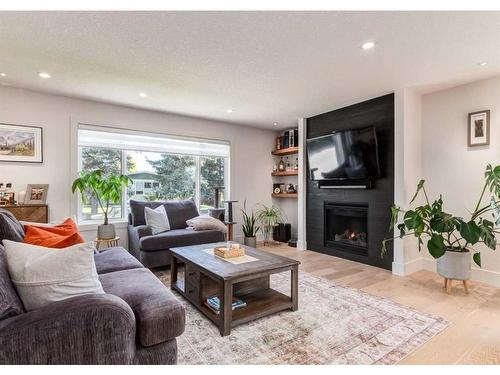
[478,61,488,66]
[0,73,6,77]
[139,92,147,98]
[273,122,278,126]
[38,72,51,79]
[226,109,233,113]
[361,41,375,50]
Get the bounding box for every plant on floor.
[256,204,285,244]
[72,169,132,239]
[241,200,260,247]
[382,164,500,276]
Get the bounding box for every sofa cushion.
[0,246,25,320]
[130,199,199,229]
[130,200,162,226]
[139,229,225,252]
[164,199,199,230]
[0,208,25,244]
[99,268,185,347]
[94,247,144,275]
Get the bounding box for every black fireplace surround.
[306,93,394,270]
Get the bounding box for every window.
[76,125,230,222]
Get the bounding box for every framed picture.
[0,123,43,163]
[468,110,490,147]
[25,184,49,204]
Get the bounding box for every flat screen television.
[306,126,380,181]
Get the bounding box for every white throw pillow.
[145,205,170,234]
[3,240,104,311]
[186,215,228,233]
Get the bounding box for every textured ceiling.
[0,11,499,129]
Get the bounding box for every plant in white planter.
[241,201,260,248]
[382,164,500,291]
[72,170,132,240]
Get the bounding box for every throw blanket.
[186,215,227,233]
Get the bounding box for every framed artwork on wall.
[0,123,43,163]
[468,110,490,147]
[25,184,49,204]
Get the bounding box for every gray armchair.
[128,199,225,268]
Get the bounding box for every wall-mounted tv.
[306,126,380,181]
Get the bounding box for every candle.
[18,191,26,205]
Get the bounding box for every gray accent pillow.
[129,200,162,226]
[0,208,25,244]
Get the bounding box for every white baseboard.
[392,257,424,277]
[420,258,500,287]
[297,240,307,250]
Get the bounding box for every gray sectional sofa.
[0,208,185,365]
[128,199,225,268]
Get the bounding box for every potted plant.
[256,204,285,245]
[241,201,260,247]
[382,164,500,287]
[72,169,132,240]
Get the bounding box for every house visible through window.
[77,125,230,222]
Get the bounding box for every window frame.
[73,123,230,225]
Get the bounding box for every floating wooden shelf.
[271,147,299,156]
[272,193,298,198]
[271,170,298,177]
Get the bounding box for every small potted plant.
[256,204,285,245]
[382,164,500,289]
[241,201,260,248]
[72,169,132,240]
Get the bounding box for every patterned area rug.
[155,270,448,365]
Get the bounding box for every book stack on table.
[205,296,246,315]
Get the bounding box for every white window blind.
[78,125,230,157]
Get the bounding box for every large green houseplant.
[72,169,132,239]
[382,164,500,282]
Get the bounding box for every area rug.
[155,270,448,365]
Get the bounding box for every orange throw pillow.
[23,218,85,249]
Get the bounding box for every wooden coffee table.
[170,242,300,336]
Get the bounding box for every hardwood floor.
[260,243,500,365]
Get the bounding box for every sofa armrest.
[0,294,136,364]
[128,225,152,260]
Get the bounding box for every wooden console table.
[1,204,48,223]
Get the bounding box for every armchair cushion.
[99,268,185,347]
[0,293,136,364]
[94,247,144,275]
[139,228,225,252]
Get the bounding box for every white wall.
[421,76,500,286]
[0,86,275,246]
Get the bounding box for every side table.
[94,237,120,251]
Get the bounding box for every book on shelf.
[204,296,247,314]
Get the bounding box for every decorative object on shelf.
[214,242,245,258]
[468,110,490,147]
[18,190,26,204]
[276,136,282,150]
[278,157,285,172]
[25,184,49,204]
[286,184,297,194]
[72,169,132,240]
[294,157,299,170]
[94,236,120,252]
[241,200,260,248]
[0,183,15,205]
[272,163,278,173]
[273,183,284,194]
[256,204,285,244]
[382,164,500,294]
[0,122,43,163]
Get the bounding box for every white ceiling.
[0,11,499,129]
